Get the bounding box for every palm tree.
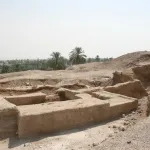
[95,55,100,62]
[69,47,87,65]
[51,52,61,69]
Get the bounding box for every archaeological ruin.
[0,63,150,139]
[0,86,138,138]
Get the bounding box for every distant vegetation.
[0,47,112,74]
[69,47,87,64]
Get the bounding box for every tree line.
[0,47,112,73]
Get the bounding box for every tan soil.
[0,51,150,149]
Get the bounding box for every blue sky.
[0,0,150,59]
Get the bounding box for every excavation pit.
[0,88,138,138]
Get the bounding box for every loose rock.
[127,141,131,144]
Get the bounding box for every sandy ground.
[0,51,150,149]
[0,69,114,82]
[0,117,139,150]
[98,116,150,150]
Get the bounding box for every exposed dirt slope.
[69,51,150,72]
[113,50,150,68]
[0,51,150,91]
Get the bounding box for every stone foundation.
[17,91,137,138]
[18,97,109,138]
[104,80,148,99]
[0,89,138,138]
[5,92,46,106]
[0,97,18,138]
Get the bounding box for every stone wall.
[5,92,46,106]
[0,97,18,138]
[104,80,147,99]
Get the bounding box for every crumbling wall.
[0,97,18,138]
[45,94,60,102]
[147,96,150,116]
[17,91,138,138]
[112,71,134,85]
[5,92,46,106]
[104,80,148,99]
[91,91,138,119]
[132,64,150,82]
[56,88,79,101]
[18,98,110,138]
[109,97,138,119]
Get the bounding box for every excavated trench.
[1,64,150,139]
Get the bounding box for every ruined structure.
[1,63,150,139]
[0,88,138,138]
[104,80,148,99]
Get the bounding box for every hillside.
[67,51,150,72]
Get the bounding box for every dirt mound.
[66,62,111,72]
[113,51,150,68]
[67,51,150,72]
[104,80,148,99]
